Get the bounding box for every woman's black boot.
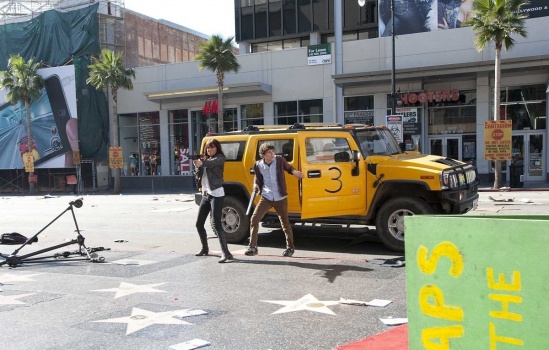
[195,231,209,256]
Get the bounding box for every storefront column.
[159,109,169,177]
[476,75,491,179]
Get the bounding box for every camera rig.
[0,198,106,268]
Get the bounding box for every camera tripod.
[0,198,106,268]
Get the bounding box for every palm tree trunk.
[217,70,224,133]
[112,87,121,194]
[493,45,502,189]
[25,99,35,194]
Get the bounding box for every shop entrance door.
[428,136,461,160]
[511,132,544,182]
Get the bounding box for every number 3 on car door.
[298,133,366,220]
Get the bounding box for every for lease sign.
[307,44,331,65]
[484,120,512,160]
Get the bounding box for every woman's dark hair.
[203,138,225,158]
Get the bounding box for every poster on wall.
[483,120,512,160]
[0,65,78,170]
[379,0,548,37]
[386,115,404,143]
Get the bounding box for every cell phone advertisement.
[0,65,78,169]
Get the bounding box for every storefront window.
[119,112,160,176]
[223,108,238,132]
[241,103,264,129]
[500,85,546,130]
[344,95,374,125]
[169,109,190,175]
[139,112,160,175]
[428,106,475,135]
[274,99,323,125]
[119,113,138,176]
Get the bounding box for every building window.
[169,109,190,175]
[344,95,374,125]
[500,85,546,130]
[139,112,161,176]
[241,103,264,129]
[274,99,323,124]
[119,113,138,176]
[223,108,238,132]
[424,90,476,135]
[119,112,160,176]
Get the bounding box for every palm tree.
[86,49,135,194]
[464,0,528,189]
[195,35,240,133]
[0,55,44,194]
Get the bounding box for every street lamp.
[359,0,396,114]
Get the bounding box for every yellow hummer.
[195,123,478,252]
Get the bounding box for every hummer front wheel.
[375,196,434,252]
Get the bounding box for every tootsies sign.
[400,89,461,105]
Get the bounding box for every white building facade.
[116,16,549,191]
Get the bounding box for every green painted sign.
[307,43,331,65]
[405,215,549,350]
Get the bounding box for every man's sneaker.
[245,247,258,256]
[282,248,294,257]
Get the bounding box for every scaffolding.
[0,0,126,64]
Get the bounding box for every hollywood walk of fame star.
[109,258,158,266]
[93,308,207,335]
[0,273,42,284]
[0,293,36,305]
[261,293,340,315]
[92,282,167,298]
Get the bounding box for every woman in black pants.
[193,138,234,263]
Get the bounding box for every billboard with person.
[0,65,78,169]
[379,0,549,37]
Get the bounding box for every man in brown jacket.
[245,143,304,257]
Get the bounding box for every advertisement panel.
[379,0,548,37]
[0,65,78,169]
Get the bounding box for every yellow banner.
[73,151,81,165]
[109,147,123,169]
[23,152,34,172]
[483,120,512,160]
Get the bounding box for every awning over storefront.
[332,56,549,88]
[145,81,272,103]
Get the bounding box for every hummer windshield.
[355,128,402,157]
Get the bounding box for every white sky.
[124,0,236,39]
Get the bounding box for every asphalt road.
[0,190,546,349]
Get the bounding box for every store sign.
[307,44,331,66]
[483,120,512,160]
[401,89,460,105]
[386,115,403,142]
[344,111,374,125]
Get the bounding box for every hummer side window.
[256,139,294,162]
[220,141,246,161]
[306,138,351,163]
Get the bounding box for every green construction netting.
[0,3,108,161]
